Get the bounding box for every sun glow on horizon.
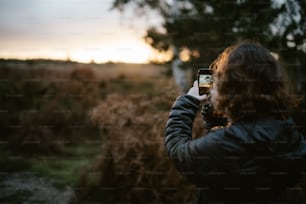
[0,42,163,63]
[69,41,154,64]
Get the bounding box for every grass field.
[0,59,205,203]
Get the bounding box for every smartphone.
[198,68,212,95]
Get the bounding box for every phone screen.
[198,68,212,95]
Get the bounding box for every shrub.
[0,65,101,156]
[75,88,206,203]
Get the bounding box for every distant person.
[165,42,306,203]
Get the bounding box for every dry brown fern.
[76,91,206,203]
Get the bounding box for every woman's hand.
[187,80,209,102]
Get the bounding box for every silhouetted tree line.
[111,0,305,92]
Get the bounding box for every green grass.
[0,151,31,174]
[30,141,101,187]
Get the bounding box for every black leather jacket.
[165,95,306,203]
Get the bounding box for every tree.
[111,0,306,93]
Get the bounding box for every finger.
[193,80,198,87]
[198,94,209,102]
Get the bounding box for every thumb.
[198,94,208,102]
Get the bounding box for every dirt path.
[0,172,75,203]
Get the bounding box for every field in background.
[0,59,205,203]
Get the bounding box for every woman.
[165,42,306,203]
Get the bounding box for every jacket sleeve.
[164,95,201,171]
[165,95,229,187]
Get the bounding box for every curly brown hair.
[210,42,296,121]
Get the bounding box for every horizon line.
[0,57,169,65]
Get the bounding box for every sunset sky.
[0,0,163,63]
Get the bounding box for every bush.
[75,86,206,203]
[0,65,101,155]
